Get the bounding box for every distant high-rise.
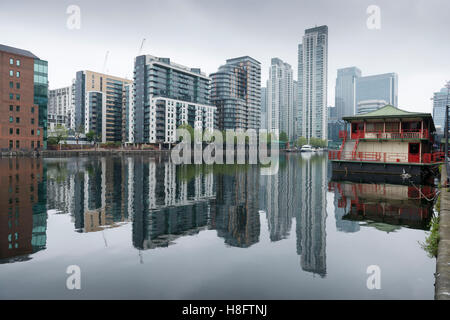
[432,87,450,135]
[335,67,361,118]
[267,58,294,140]
[210,56,261,131]
[261,86,267,129]
[355,73,398,109]
[297,25,328,141]
[356,99,388,115]
[48,86,72,131]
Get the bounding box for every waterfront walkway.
[436,165,450,299]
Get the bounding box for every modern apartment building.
[297,25,328,141]
[335,67,361,119]
[0,44,48,151]
[267,58,294,140]
[432,87,450,134]
[73,70,131,143]
[131,55,215,144]
[355,72,398,108]
[210,56,261,131]
[48,86,72,131]
[260,86,267,130]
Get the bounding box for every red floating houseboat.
[329,105,444,183]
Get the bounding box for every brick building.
[0,44,48,151]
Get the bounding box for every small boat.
[300,145,314,152]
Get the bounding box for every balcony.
[350,129,429,140]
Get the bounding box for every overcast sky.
[1,0,449,113]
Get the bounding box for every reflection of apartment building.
[211,166,260,248]
[0,158,47,263]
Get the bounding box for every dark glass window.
[16,106,20,112]
[15,140,19,149]
[31,107,34,113]
[16,117,20,123]
[16,83,20,89]
[16,129,19,135]
[9,82,13,88]
[9,105,13,111]
[9,128,13,135]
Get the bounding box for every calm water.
[0,154,436,299]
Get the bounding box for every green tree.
[86,130,96,144]
[50,125,68,150]
[279,131,288,142]
[295,136,307,147]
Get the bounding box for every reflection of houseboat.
[328,181,436,230]
[329,105,443,183]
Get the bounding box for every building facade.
[0,44,47,151]
[210,56,261,131]
[297,25,328,141]
[73,70,131,143]
[131,55,215,144]
[260,86,267,130]
[267,58,294,140]
[48,86,72,131]
[335,67,361,119]
[356,99,388,114]
[355,73,398,108]
[432,87,450,135]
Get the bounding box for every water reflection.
[0,154,435,282]
[0,158,47,263]
[329,181,435,231]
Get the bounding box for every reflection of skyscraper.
[264,156,294,241]
[295,155,327,277]
[211,166,260,248]
[0,158,47,263]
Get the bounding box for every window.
[16,106,20,112]
[31,118,34,124]
[9,70,13,77]
[31,129,34,136]
[16,140,19,149]
[9,93,14,100]
[37,129,40,136]
[16,71,20,78]
[9,128,13,135]
[9,116,13,123]
[9,81,13,88]
[9,105,13,111]
[16,129,20,135]
[16,83,20,89]
[9,141,13,149]
[9,58,13,65]
[16,117,20,123]
[16,60,20,67]
[16,94,20,101]
[31,107,34,113]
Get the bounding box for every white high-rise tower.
[297,25,328,141]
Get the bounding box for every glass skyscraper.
[210,56,261,131]
[335,67,361,119]
[432,87,450,134]
[355,73,398,112]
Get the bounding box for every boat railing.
[329,150,444,164]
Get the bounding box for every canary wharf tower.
[297,25,328,141]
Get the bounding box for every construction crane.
[102,50,109,74]
[138,38,146,55]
